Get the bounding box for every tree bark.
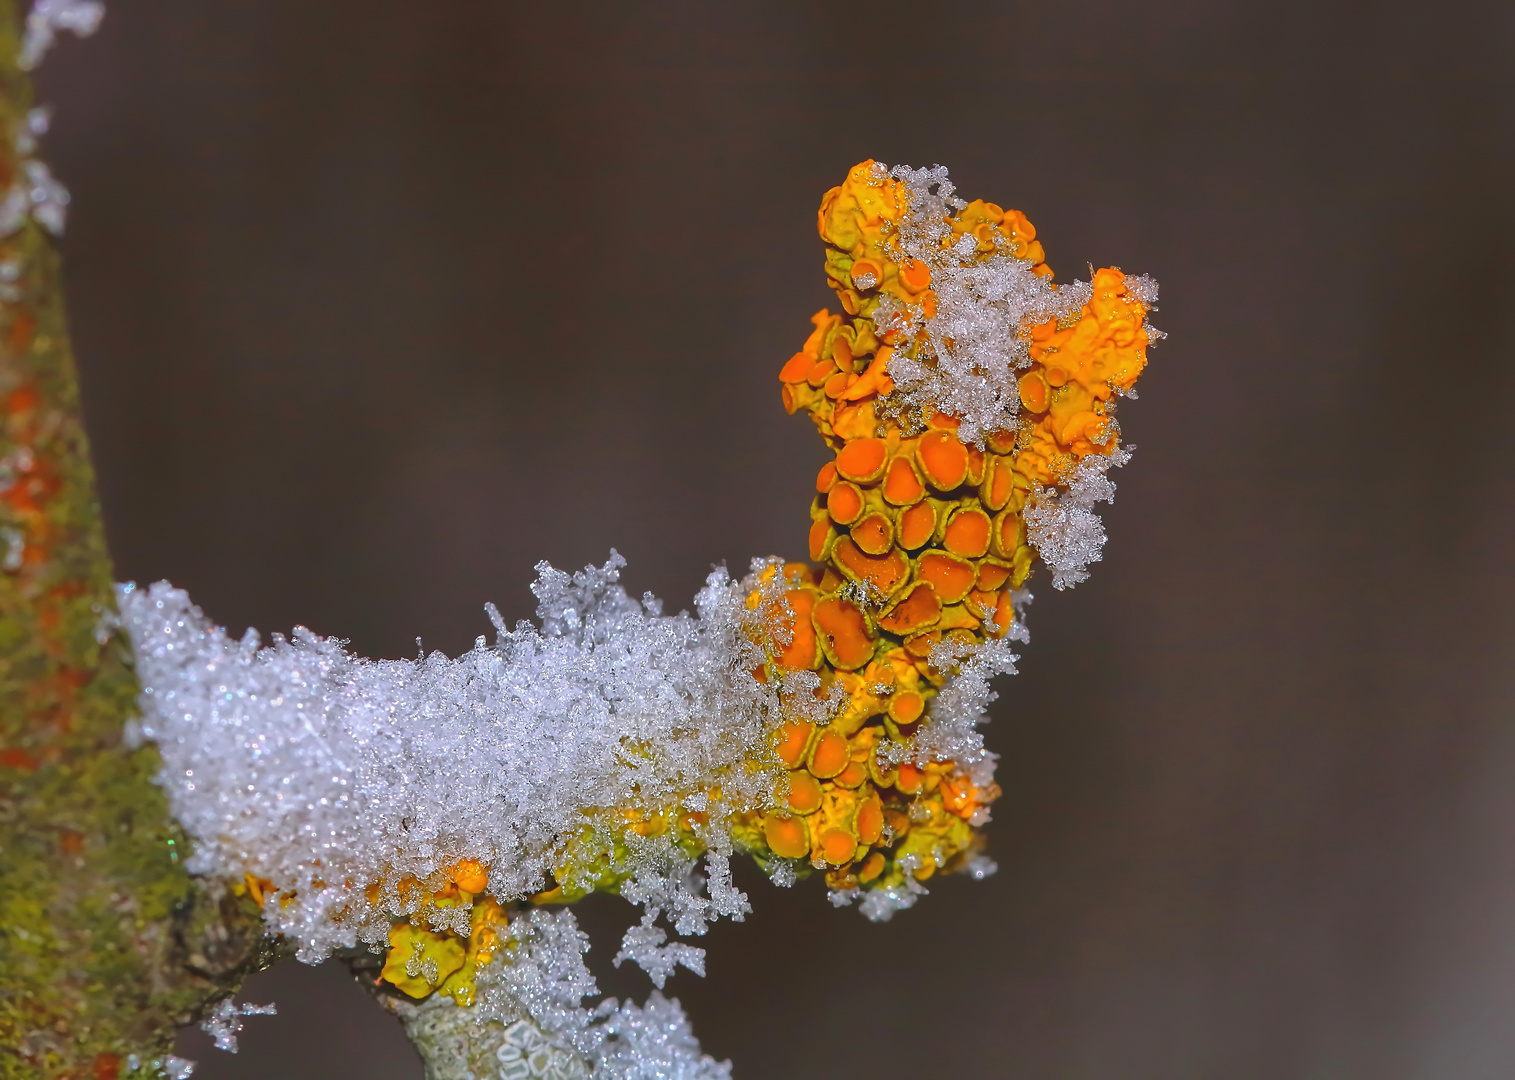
[0,5,268,1076]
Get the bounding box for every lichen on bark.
[0,3,267,1075]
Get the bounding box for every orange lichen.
[774,719,815,765]
[785,770,824,814]
[819,827,857,866]
[379,893,510,1006]
[243,873,274,907]
[899,258,931,292]
[976,562,1012,592]
[826,481,864,525]
[451,860,489,894]
[808,728,850,778]
[850,511,893,555]
[775,590,821,671]
[917,431,969,490]
[763,814,810,859]
[832,537,910,595]
[808,519,831,561]
[882,454,926,505]
[812,595,873,670]
[898,500,937,550]
[877,582,941,636]
[835,437,888,482]
[981,454,1018,511]
[917,551,975,604]
[780,352,812,383]
[943,507,992,558]
[753,160,1155,897]
[833,758,868,789]
[888,691,924,725]
[854,796,885,846]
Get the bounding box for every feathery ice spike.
[119,160,1157,1077]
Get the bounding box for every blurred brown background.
[34,0,1515,1076]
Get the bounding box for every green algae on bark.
[0,5,268,1075]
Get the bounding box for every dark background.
[35,1,1515,1076]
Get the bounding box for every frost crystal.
[1023,447,1132,589]
[477,908,605,1058]
[966,854,998,880]
[199,997,277,1054]
[856,862,930,923]
[19,0,104,70]
[908,635,1023,772]
[466,908,730,1080]
[2,109,71,237]
[122,554,775,1074]
[593,992,731,1080]
[118,553,784,964]
[122,1055,196,1079]
[1,525,23,571]
[873,163,1091,447]
[21,159,70,235]
[613,915,707,989]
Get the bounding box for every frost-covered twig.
[0,6,270,1070]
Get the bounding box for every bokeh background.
[34,1,1515,1076]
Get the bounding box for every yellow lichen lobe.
[380,893,510,1006]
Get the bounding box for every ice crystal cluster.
[7,0,106,240]
[119,1055,195,1080]
[198,997,277,1054]
[120,553,782,965]
[470,908,731,1080]
[1023,446,1133,589]
[1,107,71,237]
[873,164,1093,447]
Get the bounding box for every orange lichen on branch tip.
[753,159,1155,901]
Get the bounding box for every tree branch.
[0,4,267,1076]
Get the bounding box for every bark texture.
[0,5,267,1075]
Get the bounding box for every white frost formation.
[120,1055,195,1080]
[12,0,107,237]
[872,162,1095,448]
[1024,447,1132,589]
[1,108,71,237]
[910,618,1027,776]
[122,553,784,1075]
[199,997,277,1054]
[474,908,732,1080]
[119,553,783,965]
[19,0,104,70]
